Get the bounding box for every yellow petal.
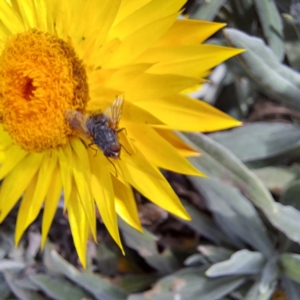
[105,12,179,68]
[88,150,123,253]
[155,19,225,46]
[120,149,190,220]
[0,126,13,151]
[57,144,72,210]
[155,128,200,157]
[15,173,37,245]
[146,46,244,77]
[90,0,121,46]
[123,74,199,101]
[0,144,28,179]
[106,63,152,90]
[68,181,89,268]
[110,0,185,40]
[135,94,242,131]
[124,123,204,176]
[16,0,38,29]
[0,0,25,34]
[32,0,49,31]
[51,0,72,40]
[70,139,96,241]
[72,0,121,59]
[112,176,142,231]
[41,164,62,248]
[0,153,44,222]
[15,151,57,244]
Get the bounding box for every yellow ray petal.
[118,130,136,155]
[110,0,185,40]
[147,47,244,77]
[154,128,200,157]
[88,151,123,253]
[70,139,96,241]
[0,153,44,222]
[112,176,142,231]
[41,163,62,248]
[0,144,28,179]
[16,0,38,29]
[0,23,11,41]
[32,0,49,31]
[57,144,72,210]
[15,151,57,244]
[71,0,121,58]
[0,126,13,151]
[123,74,200,101]
[119,149,190,220]
[155,20,225,46]
[0,0,25,34]
[124,123,204,176]
[88,38,121,69]
[51,0,72,40]
[15,173,37,246]
[68,181,89,268]
[135,94,242,131]
[105,12,180,68]
[114,0,151,25]
[119,139,162,181]
[106,63,152,89]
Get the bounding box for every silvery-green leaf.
[270,203,300,244]
[253,0,284,60]
[189,177,274,256]
[29,274,90,300]
[253,167,298,194]
[189,0,225,21]
[206,250,264,277]
[3,270,46,300]
[198,246,235,263]
[280,179,300,207]
[259,257,280,293]
[224,28,300,110]
[180,132,276,211]
[179,199,226,244]
[281,274,300,300]
[184,254,209,267]
[209,123,300,167]
[182,132,300,250]
[280,253,300,283]
[0,260,25,271]
[128,267,245,300]
[119,219,180,274]
[43,244,127,300]
[277,180,300,251]
[0,273,12,299]
[282,13,300,71]
[245,280,276,300]
[291,0,300,38]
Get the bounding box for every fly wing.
[64,110,91,139]
[103,96,124,130]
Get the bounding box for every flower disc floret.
[0,29,89,152]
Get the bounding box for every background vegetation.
[1,0,300,299]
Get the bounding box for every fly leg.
[88,143,98,156]
[106,157,118,177]
[117,127,127,135]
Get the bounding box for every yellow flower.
[0,0,242,266]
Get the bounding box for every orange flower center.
[0,29,89,152]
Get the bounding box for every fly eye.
[110,143,120,152]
